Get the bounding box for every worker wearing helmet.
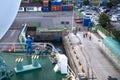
[26,35,34,55]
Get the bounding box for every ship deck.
[0,53,66,80]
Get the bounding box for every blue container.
[55,36,61,42]
[82,18,91,26]
[42,7,50,12]
[62,5,68,11]
[88,21,93,27]
[51,1,62,5]
[55,1,62,5]
[51,1,56,5]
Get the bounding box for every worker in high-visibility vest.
[26,35,34,55]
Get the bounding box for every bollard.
[15,58,23,70]
[32,55,39,67]
[80,65,83,70]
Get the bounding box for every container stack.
[68,5,73,11]
[82,18,91,26]
[42,0,73,12]
[50,0,62,11]
[62,5,68,11]
[61,5,73,11]
[42,0,50,12]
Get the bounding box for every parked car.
[84,12,92,18]
[107,10,115,16]
[91,16,99,25]
[117,4,120,10]
[111,15,118,22]
[117,14,120,21]
[99,6,110,13]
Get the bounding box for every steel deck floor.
[0,53,66,80]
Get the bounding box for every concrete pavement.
[76,31,120,80]
[64,31,120,80]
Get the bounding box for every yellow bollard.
[83,72,87,77]
[32,55,39,67]
[74,53,77,57]
[80,65,83,70]
[15,58,18,62]
[35,55,39,59]
[77,59,80,62]
[66,74,69,78]
[32,55,34,59]
[34,55,36,59]
[21,58,23,62]
[15,58,24,70]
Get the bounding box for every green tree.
[32,0,42,3]
[83,0,89,5]
[99,13,111,29]
[39,0,42,3]
[107,1,113,9]
[109,0,119,6]
[112,30,120,42]
[63,0,66,5]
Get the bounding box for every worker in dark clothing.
[26,35,34,55]
[85,32,88,37]
[83,32,85,38]
[89,34,92,40]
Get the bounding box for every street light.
[71,4,74,32]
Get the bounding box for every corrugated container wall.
[88,21,93,27]
[58,6,62,11]
[51,6,56,11]
[51,1,56,5]
[43,1,49,7]
[50,1,62,6]
[55,1,62,5]
[51,6,62,11]
[62,5,68,11]
[82,18,91,26]
[42,7,50,12]
[68,5,73,11]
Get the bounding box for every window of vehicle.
[86,13,92,15]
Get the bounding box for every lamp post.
[71,5,74,33]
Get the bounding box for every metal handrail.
[0,42,56,53]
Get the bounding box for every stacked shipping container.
[62,5,73,11]
[21,0,73,12]
[68,5,73,11]
[42,0,50,12]
[43,0,49,6]
[50,0,73,11]
[36,0,73,12]
[50,1,62,11]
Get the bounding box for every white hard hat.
[27,35,30,38]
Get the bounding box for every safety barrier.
[0,42,57,53]
[94,25,110,36]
